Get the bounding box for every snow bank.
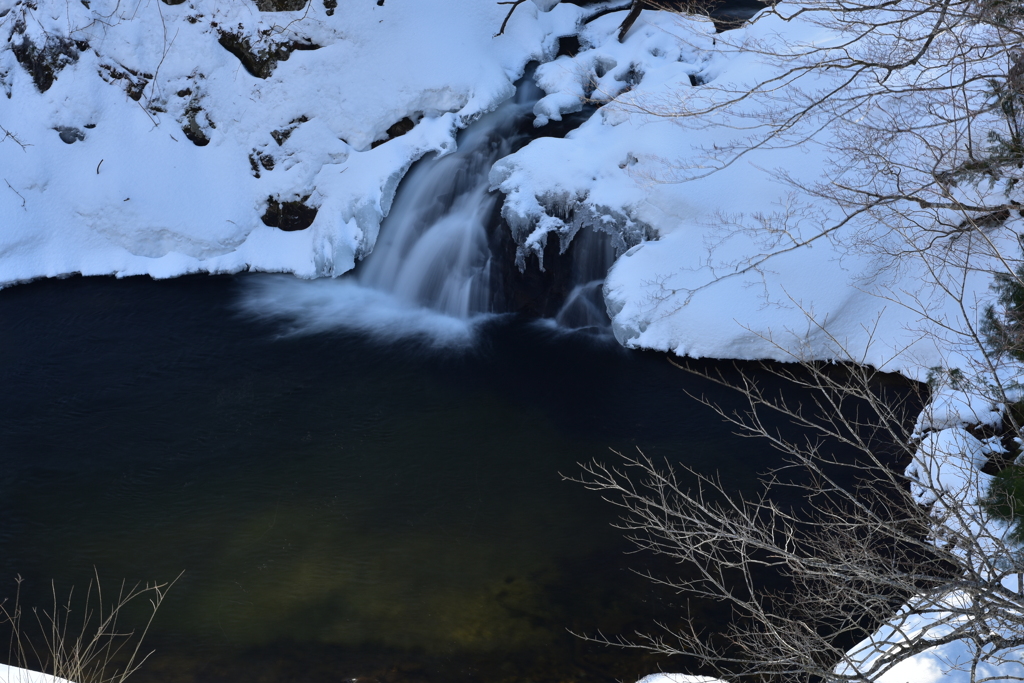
[0,0,581,286]
[842,605,1024,683]
[0,665,69,683]
[495,6,1012,380]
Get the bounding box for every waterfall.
[356,82,540,318]
[239,73,615,342]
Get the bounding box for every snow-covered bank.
[0,0,578,285]
[0,665,68,683]
[494,6,1018,381]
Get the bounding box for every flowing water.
[241,64,614,344]
[354,79,543,319]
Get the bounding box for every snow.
[916,384,1006,434]
[0,665,69,683]
[841,605,1024,683]
[492,6,1016,381]
[0,0,582,286]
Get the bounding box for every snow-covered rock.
[0,0,581,285]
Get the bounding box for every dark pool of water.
[0,274,912,683]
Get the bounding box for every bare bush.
[0,571,179,683]
[573,355,1024,683]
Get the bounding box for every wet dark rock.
[160,0,187,5]
[217,31,320,79]
[262,195,318,231]
[323,0,336,14]
[370,116,416,149]
[531,104,597,140]
[255,0,306,10]
[55,126,85,144]
[11,25,84,93]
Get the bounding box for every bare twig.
[4,179,26,210]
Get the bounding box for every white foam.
[238,275,490,346]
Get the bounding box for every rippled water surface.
[0,274,905,683]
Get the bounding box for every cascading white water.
[357,81,542,319]
[239,73,616,342]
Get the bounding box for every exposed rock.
[217,31,320,79]
[262,195,318,231]
[10,24,85,93]
[160,0,187,5]
[323,0,336,15]
[55,126,85,144]
[487,202,614,319]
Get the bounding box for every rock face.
[490,215,576,317]
[489,206,614,321]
